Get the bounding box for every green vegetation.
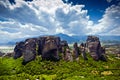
[0,54,120,80]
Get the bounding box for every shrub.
[0,54,120,80]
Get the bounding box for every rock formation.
[64,48,73,61]
[14,36,62,64]
[14,41,25,59]
[13,35,107,65]
[41,36,60,61]
[86,36,107,61]
[73,42,80,60]
[0,51,4,57]
[79,43,88,60]
[22,38,38,65]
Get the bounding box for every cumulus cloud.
[55,5,90,35]
[90,3,120,35]
[107,27,120,35]
[106,0,113,3]
[0,0,93,43]
[0,0,120,43]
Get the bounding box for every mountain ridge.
[0,33,120,46]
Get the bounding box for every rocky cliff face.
[13,36,68,64]
[13,36,107,65]
[0,51,4,57]
[86,36,107,61]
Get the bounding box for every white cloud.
[90,3,120,35]
[107,27,120,35]
[0,0,120,43]
[0,0,94,43]
[106,0,112,3]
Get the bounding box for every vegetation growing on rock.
[0,53,120,80]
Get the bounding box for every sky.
[0,0,120,43]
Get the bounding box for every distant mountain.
[65,35,120,44]
[71,35,87,42]
[0,33,120,46]
[55,34,120,43]
[0,37,30,46]
[55,33,79,43]
[99,36,120,41]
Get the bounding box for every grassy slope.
[0,54,120,80]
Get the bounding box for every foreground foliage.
[0,54,120,80]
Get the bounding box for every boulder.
[59,40,69,60]
[60,40,69,53]
[79,43,88,60]
[86,36,99,42]
[73,42,80,60]
[86,36,107,61]
[87,41,101,60]
[41,36,60,61]
[0,51,4,57]
[64,48,73,61]
[38,37,46,55]
[13,36,63,64]
[22,38,38,65]
[14,41,25,59]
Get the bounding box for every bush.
[0,54,120,80]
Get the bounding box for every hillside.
[0,53,120,80]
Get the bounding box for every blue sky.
[63,0,119,22]
[0,0,120,43]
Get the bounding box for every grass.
[0,54,120,80]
